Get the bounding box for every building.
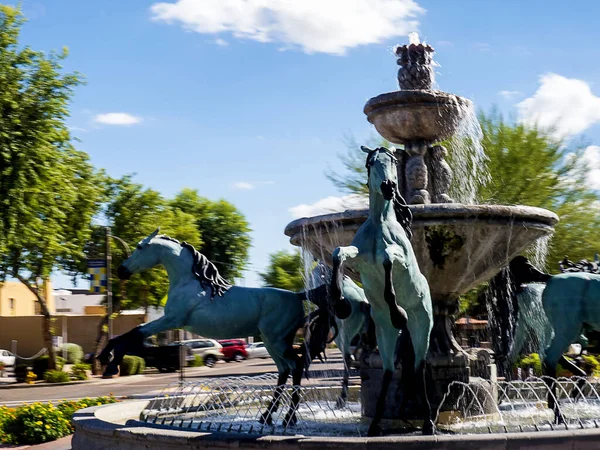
[0,281,55,316]
[53,288,106,315]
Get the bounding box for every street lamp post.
[105,228,130,340]
[106,227,113,339]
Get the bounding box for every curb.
[0,374,148,390]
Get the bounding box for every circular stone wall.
[72,400,600,450]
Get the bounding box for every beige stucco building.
[0,281,55,316]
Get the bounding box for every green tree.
[259,250,304,291]
[0,5,102,369]
[170,188,252,280]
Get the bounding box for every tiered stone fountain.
[284,38,559,417]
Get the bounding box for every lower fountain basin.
[284,203,558,302]
[364,90,471,143]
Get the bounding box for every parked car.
[171,339,223,367]
[142,343,189,373]
[218,339,248,362]
[246,342,270,359]
[0,350,15,367]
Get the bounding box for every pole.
[106,227,113,339]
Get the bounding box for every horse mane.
[365,147,413,240]
[158,236,231,298]
[392,189,413,241]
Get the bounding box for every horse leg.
[367,321,398,436]
[543,313,583,424]
[99,314,184,378]
[405,308,435,435]
[557,355,587,401]
[336,352,352,409]
[382,249,408,330]
[331,246,359,320]
[260,368,290,425]
[284,355,306,427]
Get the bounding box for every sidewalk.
[0,435,71,450]
[0,372,154,390]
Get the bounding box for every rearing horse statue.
[330,146,434,436]
[98,229,334,427]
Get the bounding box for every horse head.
[362,145,413,239]
[508,255,552,287]
[117,228,161,280]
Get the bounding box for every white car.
[0,350,16,367]
[171,339,224,367]
[246,342,270,359]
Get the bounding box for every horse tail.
[296,285,338,376]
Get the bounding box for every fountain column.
[362,39,470,416]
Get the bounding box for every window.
[9,298,15,315]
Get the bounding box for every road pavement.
[0,350,346,407]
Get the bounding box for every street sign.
[88,259,107,293]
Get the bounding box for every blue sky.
[17,0,600,288]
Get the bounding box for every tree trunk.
[15,275,56,371]
[42,312,57,371]
[92,314,109,375]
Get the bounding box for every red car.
[217,339,248,362]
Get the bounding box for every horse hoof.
[102,365,120,379]
[335,397,346,409]
[259,412,273,426]
[284,413,297,427]
[367,422,383,437]
[335,299,351,320]
[422,420,435,436]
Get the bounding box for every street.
[0,350,347,407]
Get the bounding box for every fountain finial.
[394,34,435,91]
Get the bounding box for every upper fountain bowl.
[285,203,558,303]
[364,90,471,144]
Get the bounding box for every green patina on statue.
[492,256,600,424]
[330,146,434,436]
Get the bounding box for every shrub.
[0,396,117,445]
[188,355,203,367]
[44,370,70,384]
[1,402,71,445]
[514,353,542,376]
[119,355,139,376]
[32,356,65,380]
[137,357,146,373]
[56,395,117,432]
[581,354,600,376]
[60,343,84,364]
[70,363,90,381]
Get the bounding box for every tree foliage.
[259,250,304,292]
[170,188,252,280]
[0,5,103,369]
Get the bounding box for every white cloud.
[289,194,368,218]
[518,74,600,138]
[436,40,453,47]
[498,90,522,100]
[582,145,600,190]
[474,42,491,52]
[214,38,229,46]
[94,113,142,126]
[150,0,424,55]
[232,181,275,190]
[232,182,254,190]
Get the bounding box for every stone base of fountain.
[360,351,470,420]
